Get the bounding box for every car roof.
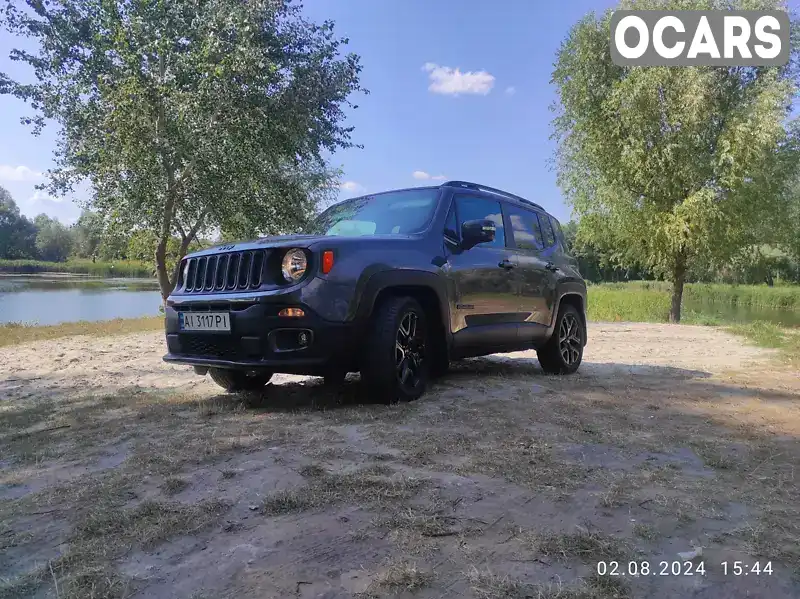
[439,180,550,216]
[327,181,554,221]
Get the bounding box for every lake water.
[0,275,162,325]
[0,275,798,328]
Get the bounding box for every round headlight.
[281,249,307,283]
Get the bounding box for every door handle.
[498,258,515,270]
[545,262,559,272]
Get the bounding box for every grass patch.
[631,523,658,541]
[526,528,631,563]
[586,281,800,362]
[466,569,630,599]
[0,258,154,278]
[366,558,433,594]
[0,316,164,347]
[0,497,228,599]
[594,281,800,310]
[160,477,189,496]
[261,468,427,516]
[727,321,800,364]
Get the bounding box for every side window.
[506,205,544,250]
[549,216,566,252]
[538,212,556,248]
[444,203,458,242]
[454,195,505,248]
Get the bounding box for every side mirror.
[461,219,496,250]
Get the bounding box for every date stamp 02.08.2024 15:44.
[596,560,774,577]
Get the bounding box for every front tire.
[361,296,429,403]
[208,368,273,392]
[322,369,348,386]
[537,304,584,375]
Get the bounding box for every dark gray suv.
[163,181,588,402]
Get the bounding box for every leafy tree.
[70,210,105,259]
[562,219,652,283]
[1,0,363,299]
[551,0,799,321]
[33,214,73,262]
[0,186,37,259]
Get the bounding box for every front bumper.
[162,301,359,375]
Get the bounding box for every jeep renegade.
[163,180,588,402]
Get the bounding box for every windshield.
[308,188,440,236]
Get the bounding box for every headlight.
[281,249,307,283]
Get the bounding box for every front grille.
[179,250,267,293]
[179,335,243,360]
[175,302,257,312]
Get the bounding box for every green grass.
[587,282,800,363]
[727,321,800,364]
[0,258,154,278]
[0,317,164,348]
[595,281,800,310]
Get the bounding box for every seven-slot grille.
[181,250,266,293]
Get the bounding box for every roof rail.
[442,180,545,212]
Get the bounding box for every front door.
[444,194,520,349]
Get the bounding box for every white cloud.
[0,164,43,182]
[412,170,447,181]
[422,63,495,96]
[505,86,516,96]
[339,180,365,194]
[29,189,63,204]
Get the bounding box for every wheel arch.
[356,270,452,358]
[548,286,588,346]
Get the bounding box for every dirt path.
[1,323,798,599]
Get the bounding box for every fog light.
[298,331,310,346]
[279,307,305,318]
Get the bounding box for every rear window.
[549,216,567,252]
[506,205,544,250]
[538,213,557,248]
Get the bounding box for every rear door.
[445,194,520,348]
[504,205,558,333]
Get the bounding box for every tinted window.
[309,188,439,236]
[538,213,556,248]
[549,216,566,252]
[455,195,505,248]
[506,205,544,250]
[444,203,458,241]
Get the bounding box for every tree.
[70,210,105,259]
[1,0,363,299]
[551,0,800,321]
[0,186,37,259]
[33,214,73,262]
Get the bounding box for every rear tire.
[537,304,584,375]
[361,296,429,403]
[208,368,273,392]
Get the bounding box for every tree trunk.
[155,215,206,302]
[669,254,686,324]
[155,239,172,302]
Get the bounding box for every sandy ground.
[1,323,799,599]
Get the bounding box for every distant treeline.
[1,188,206,271]
[562,222,800,286]
[0,258,154,278]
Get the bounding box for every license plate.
[179,312,230,332]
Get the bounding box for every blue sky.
[1,0,794,226]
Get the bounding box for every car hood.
[185,234,415,258]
